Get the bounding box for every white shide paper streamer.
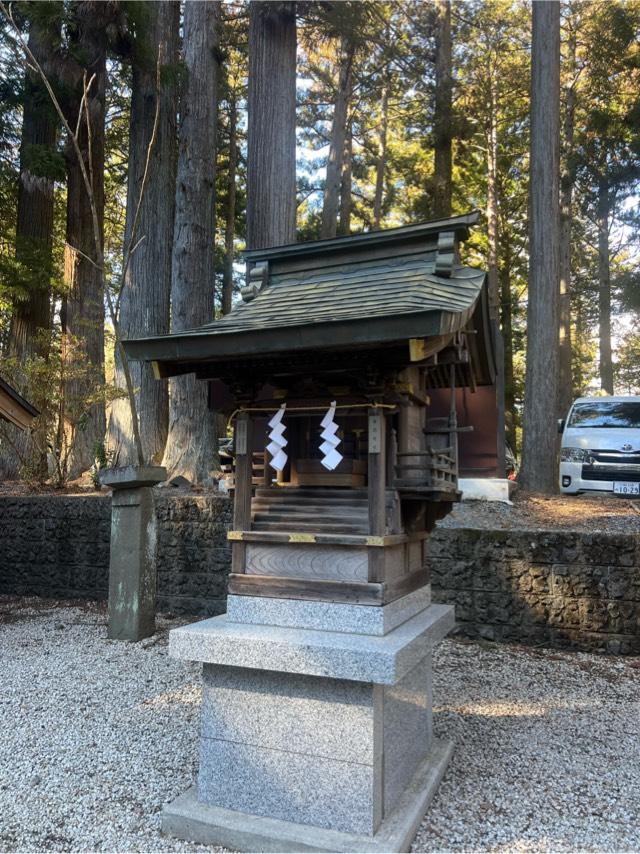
[319,401,343,471]
[267,404,288,471]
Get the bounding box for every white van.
[559,396,640,496]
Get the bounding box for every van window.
[569,401,640,429]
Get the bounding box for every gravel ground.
[439,492,640,533]
[2,596,639,853]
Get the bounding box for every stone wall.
[427,528,640,654]
[2,495,639,652]
[0,494,232,616]
[0,496,111,600]
[155,495,232,615]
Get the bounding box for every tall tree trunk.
[500,242,516,454]
[339,118,352,235]
[373,83,389,229]
[10,17,58,362]
[433,0,452,218]
[573,290,586,394]
[597,175,614,394]
[162,0,220,484]
[222,88,238,316]
[486,75,506,475]
[108,1,179,466]
[520,0,560,493]
[486,82,500,320]
[247,1,297,249]
[320,37,354,239]
[62,2,108,478]
[558,23,576,417]
[1,14,59,479]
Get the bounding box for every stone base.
[166,597,454,848]
[225,586,432,635]
[162,738,453,853]
[458,477,515,503]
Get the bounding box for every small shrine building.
[124,210,495,852]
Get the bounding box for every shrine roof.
[0,376,39,430]
[124,212,493,379]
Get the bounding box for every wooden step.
[254,487,369,501]
[251,498,368,515]
[251,505,369,525]
[252,520,367,534]
[253,489,395,506]
[253,498,369,511]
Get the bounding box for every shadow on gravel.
[0,595,107,626]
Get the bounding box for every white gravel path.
[1,596,639,853]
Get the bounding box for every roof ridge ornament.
[241,261,269,302]
[435,231,456,278]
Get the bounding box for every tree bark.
[486,75,506,475]
[222,88,238,316]
[62,2,109,478]
[1,15,59,479]
[321,37,354,239]
[339,118,352,235]
[520,0,561,493]
[500,242,516,454]
[247,1,297,250]
[597,175,614,394]
[10,17,58,362]
[162,0,220,484]
[108,1,179,466]
[433,0,452,219]
[373,83,389,229]
[558,23,576,417]
[486,83,500,320]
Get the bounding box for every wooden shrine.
[125,211,495,610]
[127,212,496,852]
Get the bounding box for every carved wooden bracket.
[435,231,456,278]
[241,262,269,302]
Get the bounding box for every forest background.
[0,0,638,491]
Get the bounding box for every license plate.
[613,482,640,496]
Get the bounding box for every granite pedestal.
[163,589,454,852]
[101,465,166,642]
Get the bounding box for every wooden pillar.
[448,363,459,472]
[232,411,253,573]
[368,408,387,536]
[368,407,386,582]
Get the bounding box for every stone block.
[164,739,454,853]
[201,665,380,763]
[169,604,454,685]
[225,586,431,636]
[526,532,579,565]
[578,534,636,567]
[100,464,166,489]
[382,654,432,814]
[606,567,638,601]
[551,564,606,599]
[547,596,580,629]
[198,736,380,836]
[197,662,383,840]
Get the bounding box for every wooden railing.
[392,446,457,495]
